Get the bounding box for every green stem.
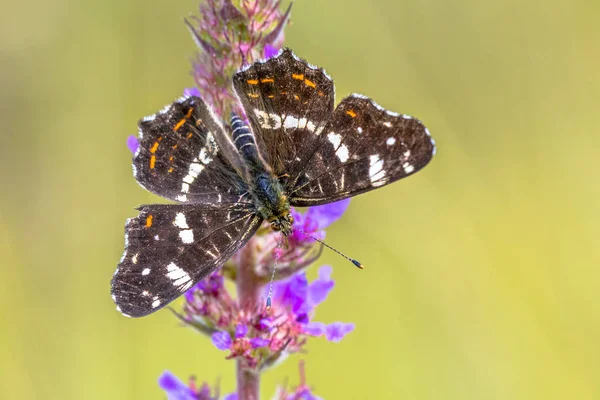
[236,237,261,400]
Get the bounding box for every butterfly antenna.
[297,228,364,269]
[266,237,284,311]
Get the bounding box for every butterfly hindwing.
[232,49,334,179]
[289,94,436,206]
[111,203,262,317]
[134,96,247,205]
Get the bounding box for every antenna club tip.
[351,259,364,269]
[266,297,272,311]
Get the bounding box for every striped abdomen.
[231,113,259,165]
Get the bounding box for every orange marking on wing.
[150,155,156,169]
[173,118,187,132]
[185,107,194,118]
[196,119,203,126]
[157,136,163,141]
[261,78,274,83]
[294,94,300,100]
[318,91,325,96]
[346,110,357,118]
[149,141,160,154]
[247,79,259,85]
[169,156,174,162]
[186,132,193,139]
[281,91,288,95]
[267,95,275,99]
[168,167,174,173]
[292,73,304,80]
[304,79,316,88]
[248,93,259,98]
[172,144,178,149]
[145,215,153,228]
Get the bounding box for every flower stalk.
[236,236,262,399]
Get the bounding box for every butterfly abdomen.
[231,113,260,165]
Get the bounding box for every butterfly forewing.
[134,96,247,205]
[112,204,261,317]
[289,94,436,206]
[232,49,334,179]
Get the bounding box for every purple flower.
[324,322,355,342]
[158,371,196,400]
[235,324,248,338]
[212,324,269,353]
[212,331,232,351]
[291,199,351,243]
[271,265,335,317]
[126,135,139,153]
[250,337,270,348]
[264,44,279,59]
[287,388,323,400]
[267,265,353,343]
[184,87,201,98]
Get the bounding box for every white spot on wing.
[152,299,161,308]
[403,162,415,174]
[328,132,341,148]
[179,229,194,244]
[254,109,282,129]
[386,137,396,146]
[176,194,188,202]
[369,155,386,187]
[132,253,139,264]
[142,268,151,276]
[337,145,349,162]
[174,212,189,229]
[383,122,392,128]
[166,262,191,286]
[327,132,350,162]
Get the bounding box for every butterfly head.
[268,209,294,235]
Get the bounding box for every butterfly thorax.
[231,114,294,235]
[252,172,293,234]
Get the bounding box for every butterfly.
[111,48,436,317]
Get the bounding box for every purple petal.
[158,371,196,400]
[197,382,211,398]
[290,388,323,400]
[235,324,248,339]
[258,318,273,331]
[126,135,139,154]
[250,337,270,348]
[324,322,355,342]
[305,198,351,230]
[223,394,238,400]
[184,285,196,303]
[183,87,201,98]
[307,265,334,307]
[263,44,279,59]
[211,331,232,350]
[296,313,310,324]
[303,322,326,336]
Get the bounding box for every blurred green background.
[1,0,599,399]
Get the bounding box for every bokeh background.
[2,0,599,399]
